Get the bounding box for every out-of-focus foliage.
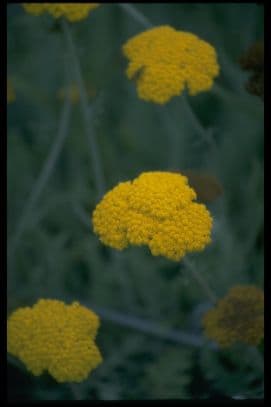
[200,345,264,398]
[7,3,263,400]
[239,41,264,99]
[143,348,193,399]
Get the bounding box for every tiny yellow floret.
[122,25,219,104]
[92,171,212,261]
[7,299,103,382]
[23,4,100,22]
[203,285,264,347]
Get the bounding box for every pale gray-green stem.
[117,3,213,145]
[118,3,152,28]
[61,18,106,198]
[118,3,218,303]
[182,258,217,303]
[73,204,219,326]
[81,301,218,349]
[74,194,217,304]
[8,97,72,262]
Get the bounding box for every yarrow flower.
[92,171,212,261]
[122,25,219,104]
[7,78,15,104]
[7,299,103,383]
[202,285,264,347]
[23,4,100,22]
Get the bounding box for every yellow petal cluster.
[203,285,264,347]
[23,4,100,22]
[122,25,219,104]
[7,79,16,104]
[7,299,103,383]
[92,171,212,261]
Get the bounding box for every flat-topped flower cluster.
[7,299,102,382]
[92,171,213,261]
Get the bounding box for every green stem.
[157,105,182,168]
[118,3,152,28]
[120,4,219,305]
[178,94,216,149]
[61,19,106,198]
[119,4,210,138]
[183,258,217,303]
[8,97,72,260]
[84,303,217,349]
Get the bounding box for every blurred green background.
[7,3,264,400]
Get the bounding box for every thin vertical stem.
[156,105,182,168]
[118,4,212,146]
[178,94,213,146]
[61,19,106,198]
[8,97,72,260]
[120,4,219,305]
[182,258,217,303]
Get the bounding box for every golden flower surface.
[7,299,102,382]
[23,4,100,22]
[203,285,264,347]
[7,79,16,104]
[122,25,219,104]
[92,171,212,261]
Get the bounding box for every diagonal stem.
[61,18,106,198]
[8,97,72,261]
[118,3,213,147]
[182,258,217,303]
[118,3,152,28]
[83,302,217,349]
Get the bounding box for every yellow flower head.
[7,79,16,104]
[122,25,220,104]
[23,3,100,22]
[7,299,103,383]
[92,171,212,261]
[203,285,264,347]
